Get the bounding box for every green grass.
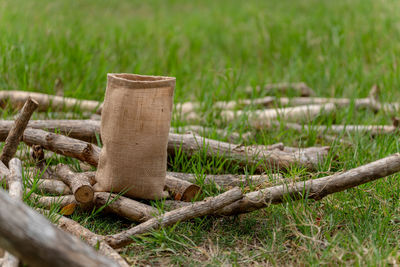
[2,0,400,265]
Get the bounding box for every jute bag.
[95,73,175,199]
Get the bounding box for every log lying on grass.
[32,192,158,223]
[168,172,284,187]
[217,153,400,216]
[55,164,94,204]
[0,98,38,166]
[164,175,201,201]
[105,187,243,248]
[36,179,72,195]
[3,158,23,267]
[168,133,328,171]
[171,125,252,142]
[282,122,398,135]
[0,189,118,267]
[22,128,100,166]
[56,216,129,267]
[220,103,336,128]
[0,90,102,113]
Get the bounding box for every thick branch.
[220,104,336,128]
[3,158,23,267]
[56,216,129,267]
[217,153,400,215]
[55,164,94,204]
[0,98,38,166]
[106,187,243,248]
[165,175,201,201]
[0,189,117,267]
[168,172,284,188]
[0,90,101,113]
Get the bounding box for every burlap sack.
[95,73,175,199]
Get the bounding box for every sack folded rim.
[108,73,176,89]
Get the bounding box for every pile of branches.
[0,83,399,266]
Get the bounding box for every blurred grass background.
[2,0,400,265]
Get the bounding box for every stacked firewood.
[0,83,399,266]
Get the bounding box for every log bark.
[167,133,328,171]
[56,216,129,267]
[22,128,100,166]
[0,90,102,113]
[94,192,158,222]
[0,160,10,183]
[105,187,243,248]
[220,103,336,128]
[36,179,72,195]
[30,193,78,209]
[171,125,252,143]
[0,189,118,267]
[217,153,400,216]
[3,158,23,267]
[168,172,285,188]
[165,175,201,201]
[32,192,158,223]
[55,164,94,204]
[0,98,38,166]
[282,122,398,135]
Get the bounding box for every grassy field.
[2,0,400,265]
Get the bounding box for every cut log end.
[74,185,94,204]
[179,184,201,202]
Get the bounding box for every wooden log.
[32,192,157,223]
[55,164,94,204]
[168,172,284,188]
[245,82,315,96]
[56,216,129,267]
[30,193,78,209]
[0,189,118,267]
[22,128,100,166]
[220,103,336,128]
[3,158,23,267]
[94,192,158,222]
[171,125,252,143]
[0,90,102,113]
[217,153,400,216]
[105,187,243,248]
[0,160,10,184]
[0,98,38,166]
[36,179,72,195]
[168,133,328,171]
[165,175,201,201]
[283,122,398,135]
[176,96,378,114]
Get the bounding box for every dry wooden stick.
[217,153,400,216]
[0,98,38,166]
[220,103,336,128]
[168,172,284,188]
[94,192,158,222]
[36,179,72,195]
[282,122,398,136]
[32,192,158,223]
[171,125,252,143]
[168,133,329,171]
[22,128,100,166]
[55,164,94,204]
[0,189,118,267]
[165,175,201,201]
[3,158,23,267]
[56,216,129,267]
[0,90,102,113]
[105,187,243,248]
